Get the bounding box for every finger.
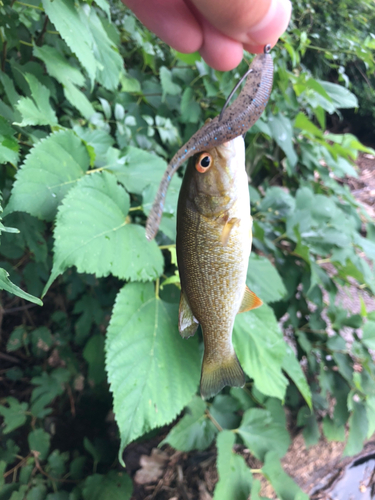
[122,0,203,53]
[198,18,244,71]
[189,0,292,47]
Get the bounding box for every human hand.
[122,0,292,71]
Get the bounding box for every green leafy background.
[0,0,375,498]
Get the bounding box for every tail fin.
[200,351,245,400]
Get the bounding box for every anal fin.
[238,285,263,313]
[178,290,199,338]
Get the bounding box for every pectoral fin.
[238,286,263,313]
[221,217,240,246]
[179,290,199,338]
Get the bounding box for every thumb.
[188,0,292,52]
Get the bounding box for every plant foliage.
[0,0,375,497]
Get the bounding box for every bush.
[0,0,374,498]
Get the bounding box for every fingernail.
[247,0,292,45]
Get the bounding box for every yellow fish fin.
[238,286,263,313]
[200,349,245,400]
[178,289,199,339]
[221,217,240,246]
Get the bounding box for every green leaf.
[161,397,217,451]
[111,146,168,195]
[33,45,95,119]
[317,80,358,109]
[83,335,106,385]
[28,429,51,461]
[0,117,19,165]
[0,268,42,306]
[294,112,323,137]
[14,73,57,127]
[344,402,368,456]
[362,321,375,350]
[233,305,288,400]
[105,282,201,463]
[43,172,163,296]
[247,254,287,303]
[0,397,28,434]
[262,451,309,500]
[268,113,297,168]
[82,6,123,90]
[214,430,253,500]
[181,87,201,123]
[282,346,312,408]
[237,408,290,461]
[83,471,133,500]
[160,66,182,98]
[322,416,346,442]
[4,130,90,221]
[42,0,97,84]
[174,51,201,64]
[31,369,70,418]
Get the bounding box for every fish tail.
[200,349,245,400]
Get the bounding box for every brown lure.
[145,45,274,240]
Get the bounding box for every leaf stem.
[128,205,142,212]
[250,469,263,474]
[155,278,160,299]
[19,40,34,47]
[205,409,223,431]
[316,258,331,264]
[15,0,44,9]
[86,167,105,174]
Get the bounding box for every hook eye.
[195,153,213,173]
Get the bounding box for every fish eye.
[195,153,212,173]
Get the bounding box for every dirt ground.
[127,153,375,500]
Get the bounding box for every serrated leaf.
[233,305,288,399]
[110,146,167,194]
[105,282,200,463]
[4,130,90,221]
[247,254,287,303]
[282,346,312,408]
[262,451,309,500]
[237,408,290,461]
[15,73,57,127]
[0,268,42,306]
[344,402,368,456]
[83,471,133,500]
[214,430,253,500]
[31,369,70,418]
[0,397,29,434]
[82,6,123,91]
[161,397,217,451]
[42,0,97,84]
[160,66,182,98]
[0,117,19,165]
[33,45,95,119]
[43,172,163,296]
[181,87,201,123]
[28,429,51,460]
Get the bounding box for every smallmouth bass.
[146,46,274,398]
[177,136,262,399]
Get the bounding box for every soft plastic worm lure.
[145,44,274,240]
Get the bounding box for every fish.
[145,45,274,398]
[176,135,263,399]
[145,45,274,240]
